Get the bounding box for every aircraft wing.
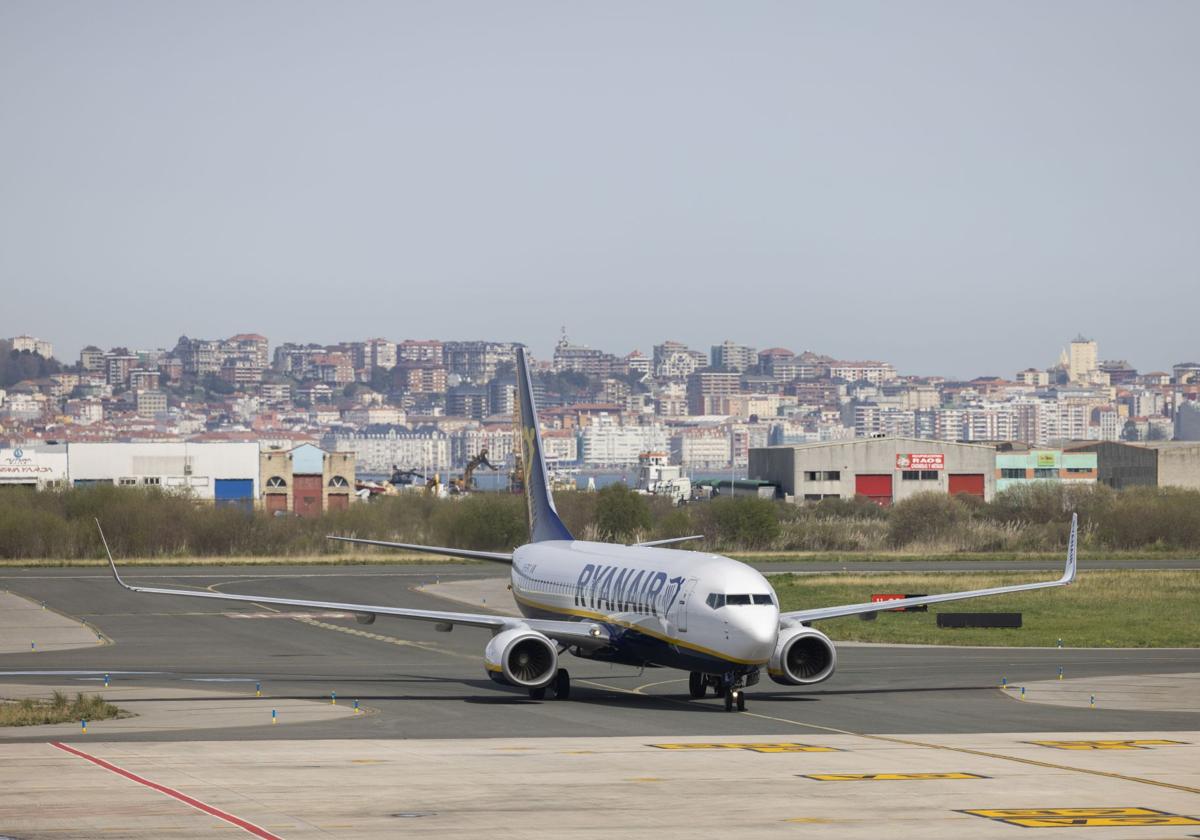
[326,536,512,563]
[632,535,705,548]
[99,522,607,649]
[780,514,1078,625]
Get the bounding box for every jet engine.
[484,628,558,688]
[768,626,837,686]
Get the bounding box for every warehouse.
[749,437,996,504]
[0,443,68,489]
[260,443,356,517]
[67,442,260,505]
[995,448,1097,493]
[1066,441,1200,490]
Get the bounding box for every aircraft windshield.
[706,593,775,608]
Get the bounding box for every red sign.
[895,453,944,471]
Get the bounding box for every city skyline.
[3,2,1199,377]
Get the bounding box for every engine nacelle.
[484,628,558,689]
[768,626,837,686]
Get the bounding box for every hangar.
[749,437,996,504]
[67,442,260,506]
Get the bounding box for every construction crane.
[452,448,500,493]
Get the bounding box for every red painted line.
[50,741,283,839]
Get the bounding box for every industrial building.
[750,437,996,504]
[260,443,356,517]
[995,449,1098,493]
[67,442,261,504]
[1066,441,1200,490]
[0,443,69,489]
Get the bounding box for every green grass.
[0,553,474,568]
[0,691,126,726]
[772,570,1200,647]
[734,549,1200,563]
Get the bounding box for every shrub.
[594,484,651,541]
[886,492,968,548]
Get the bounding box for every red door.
[327,493,349,511]
[294,475,323,518]
[855,474,893,506]
[265,494,288,515]
[949,473,985,498]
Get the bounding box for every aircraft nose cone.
[732,609,778,662]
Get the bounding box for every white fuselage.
[511,540,779,674]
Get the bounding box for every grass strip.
[0,691,127,727]
[773,569,1200,648]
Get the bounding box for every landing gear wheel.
[736,690,746,711]
[724,691,734,712]
[712,683,727,698]
[688,672,706,699]
[528,686,546,700]
[552,669,571,700]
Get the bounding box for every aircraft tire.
[688,672,706,698]
[552,669,571,700]
[713,683,727,698]
[736,691,746,712]
[724,691,734,712]
[528,686,546,700]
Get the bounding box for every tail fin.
[516,346,573,542]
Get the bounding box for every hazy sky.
[2,1,1198,377]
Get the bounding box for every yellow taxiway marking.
[803,772,986,781]
[579,677,1200,797]
[651,742,839,753]
[1027,739,1187,750]
[964,807,1200,828]
[192,583,1200,800]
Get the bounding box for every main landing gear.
[529,669,571,701]
[689,672,748,711]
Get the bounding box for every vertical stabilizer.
[516,346,574,542]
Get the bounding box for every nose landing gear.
[689,671,750,711]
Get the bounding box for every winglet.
[96,519,133,591]
[1063,512,1078,584]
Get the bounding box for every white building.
[671,429,731,469]
[0,443,69,489]
[581,417,668,466]
[67,442,260,502]
[323,426,451,474]
[11,335,54,357]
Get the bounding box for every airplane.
[102,346,1079,712]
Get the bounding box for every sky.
[1,1,1198,378]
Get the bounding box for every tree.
[595,483,651,540]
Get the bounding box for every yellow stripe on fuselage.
[510,590,767,666]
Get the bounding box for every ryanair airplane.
[104,347,1078,712]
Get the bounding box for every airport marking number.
[650,742,840,753]
[802,772,987,781]
[1027,739,1188,751]
[962,807,1200,828]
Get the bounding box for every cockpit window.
[708,593,775,608]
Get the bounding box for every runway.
[2,564,1197,742]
